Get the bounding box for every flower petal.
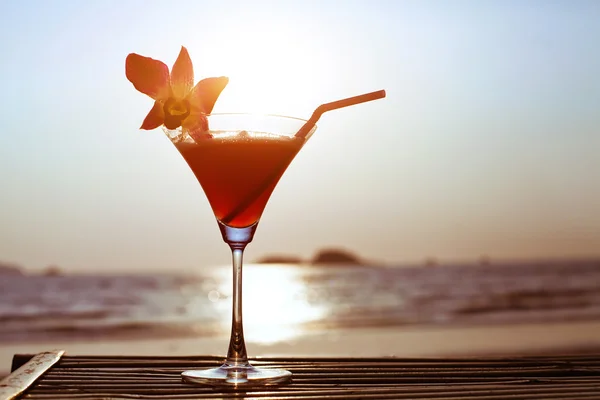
[185,114,211,142]
[183,111,208,131]
[140,101,165,130]
[170,46,194,99]
[126,53,170,100]
[187,77,229,114]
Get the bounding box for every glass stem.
[225,246,249,366]
[218,221,257,367]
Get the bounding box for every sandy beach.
[3,319,600,377]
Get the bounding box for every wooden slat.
[9,354,600,399]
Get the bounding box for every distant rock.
[0,261,24,275]
[43,265,62,276]
[479,255,492,266]
[424,257,438,267]
[311,248,363,265]
[255,254,304,264]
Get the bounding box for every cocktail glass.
[171,113,316,386]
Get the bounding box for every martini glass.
[168,90,386,387]
[173,113,316,386]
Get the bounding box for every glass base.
[181,363,292,387]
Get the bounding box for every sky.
[0,0,599,272]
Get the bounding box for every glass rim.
[206,112,311,125]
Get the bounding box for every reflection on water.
[211,264,328,344]
[1,260,600,343]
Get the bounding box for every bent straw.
[295,90,386,138]
[220,90,387,225]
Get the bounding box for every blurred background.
[1,0,599,372]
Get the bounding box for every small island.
[255,247,369,266]
[311,248,363,265]
[254,254,304,264]
[0,261,24,276]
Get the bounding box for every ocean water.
[1,260,600,344]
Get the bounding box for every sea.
[1,260,600,344]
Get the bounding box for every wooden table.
[2,352,600,399]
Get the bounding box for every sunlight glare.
[216,265,328,345]
[196,24,331,119]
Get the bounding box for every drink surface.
[176,132,304,228]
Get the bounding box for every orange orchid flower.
[125,46,228,134]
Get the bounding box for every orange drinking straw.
[295,90,386,138]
